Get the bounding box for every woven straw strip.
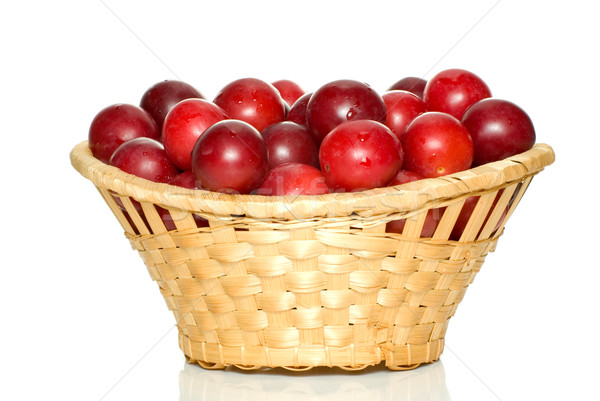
[70,142,554,370]
[180,333,445,369]
[71,142,554,220]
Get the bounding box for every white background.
[1,1,597,400]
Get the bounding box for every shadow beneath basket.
[179,359,452,400]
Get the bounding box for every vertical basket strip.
[71,142,554,370]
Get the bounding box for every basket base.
[179,332,443,371]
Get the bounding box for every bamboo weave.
[70,141,554,370]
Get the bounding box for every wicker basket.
[70,141,554,371]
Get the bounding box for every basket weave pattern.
[71,142,554,370]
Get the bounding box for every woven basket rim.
[70,141,554,220]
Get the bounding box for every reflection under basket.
[179,359,451,400]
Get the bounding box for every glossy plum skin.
[157,207,209,230]
[109,137,179,183]
[388,169,425,186]
[382,90,427,139]
[385,170,444,237]
[162,171,208,229]
[450,191,508,241]
[256,163,329,196]
[162,99,229,171]
[286,92,312,126]
[261,122,319,169]
[213,78,286,132]
[462,98,536,166]
[191,120,269,194]
[272,79,305,107]
[402,112,474,178]
[319,120,403,192]
[386,208,445,238]
[388,77,427,99]
[89,103,159,163]
[169,170,199,189]
[423,69,491,119]
[157,207,208,230]
[139,80,204,132]
[306,80,387,143]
